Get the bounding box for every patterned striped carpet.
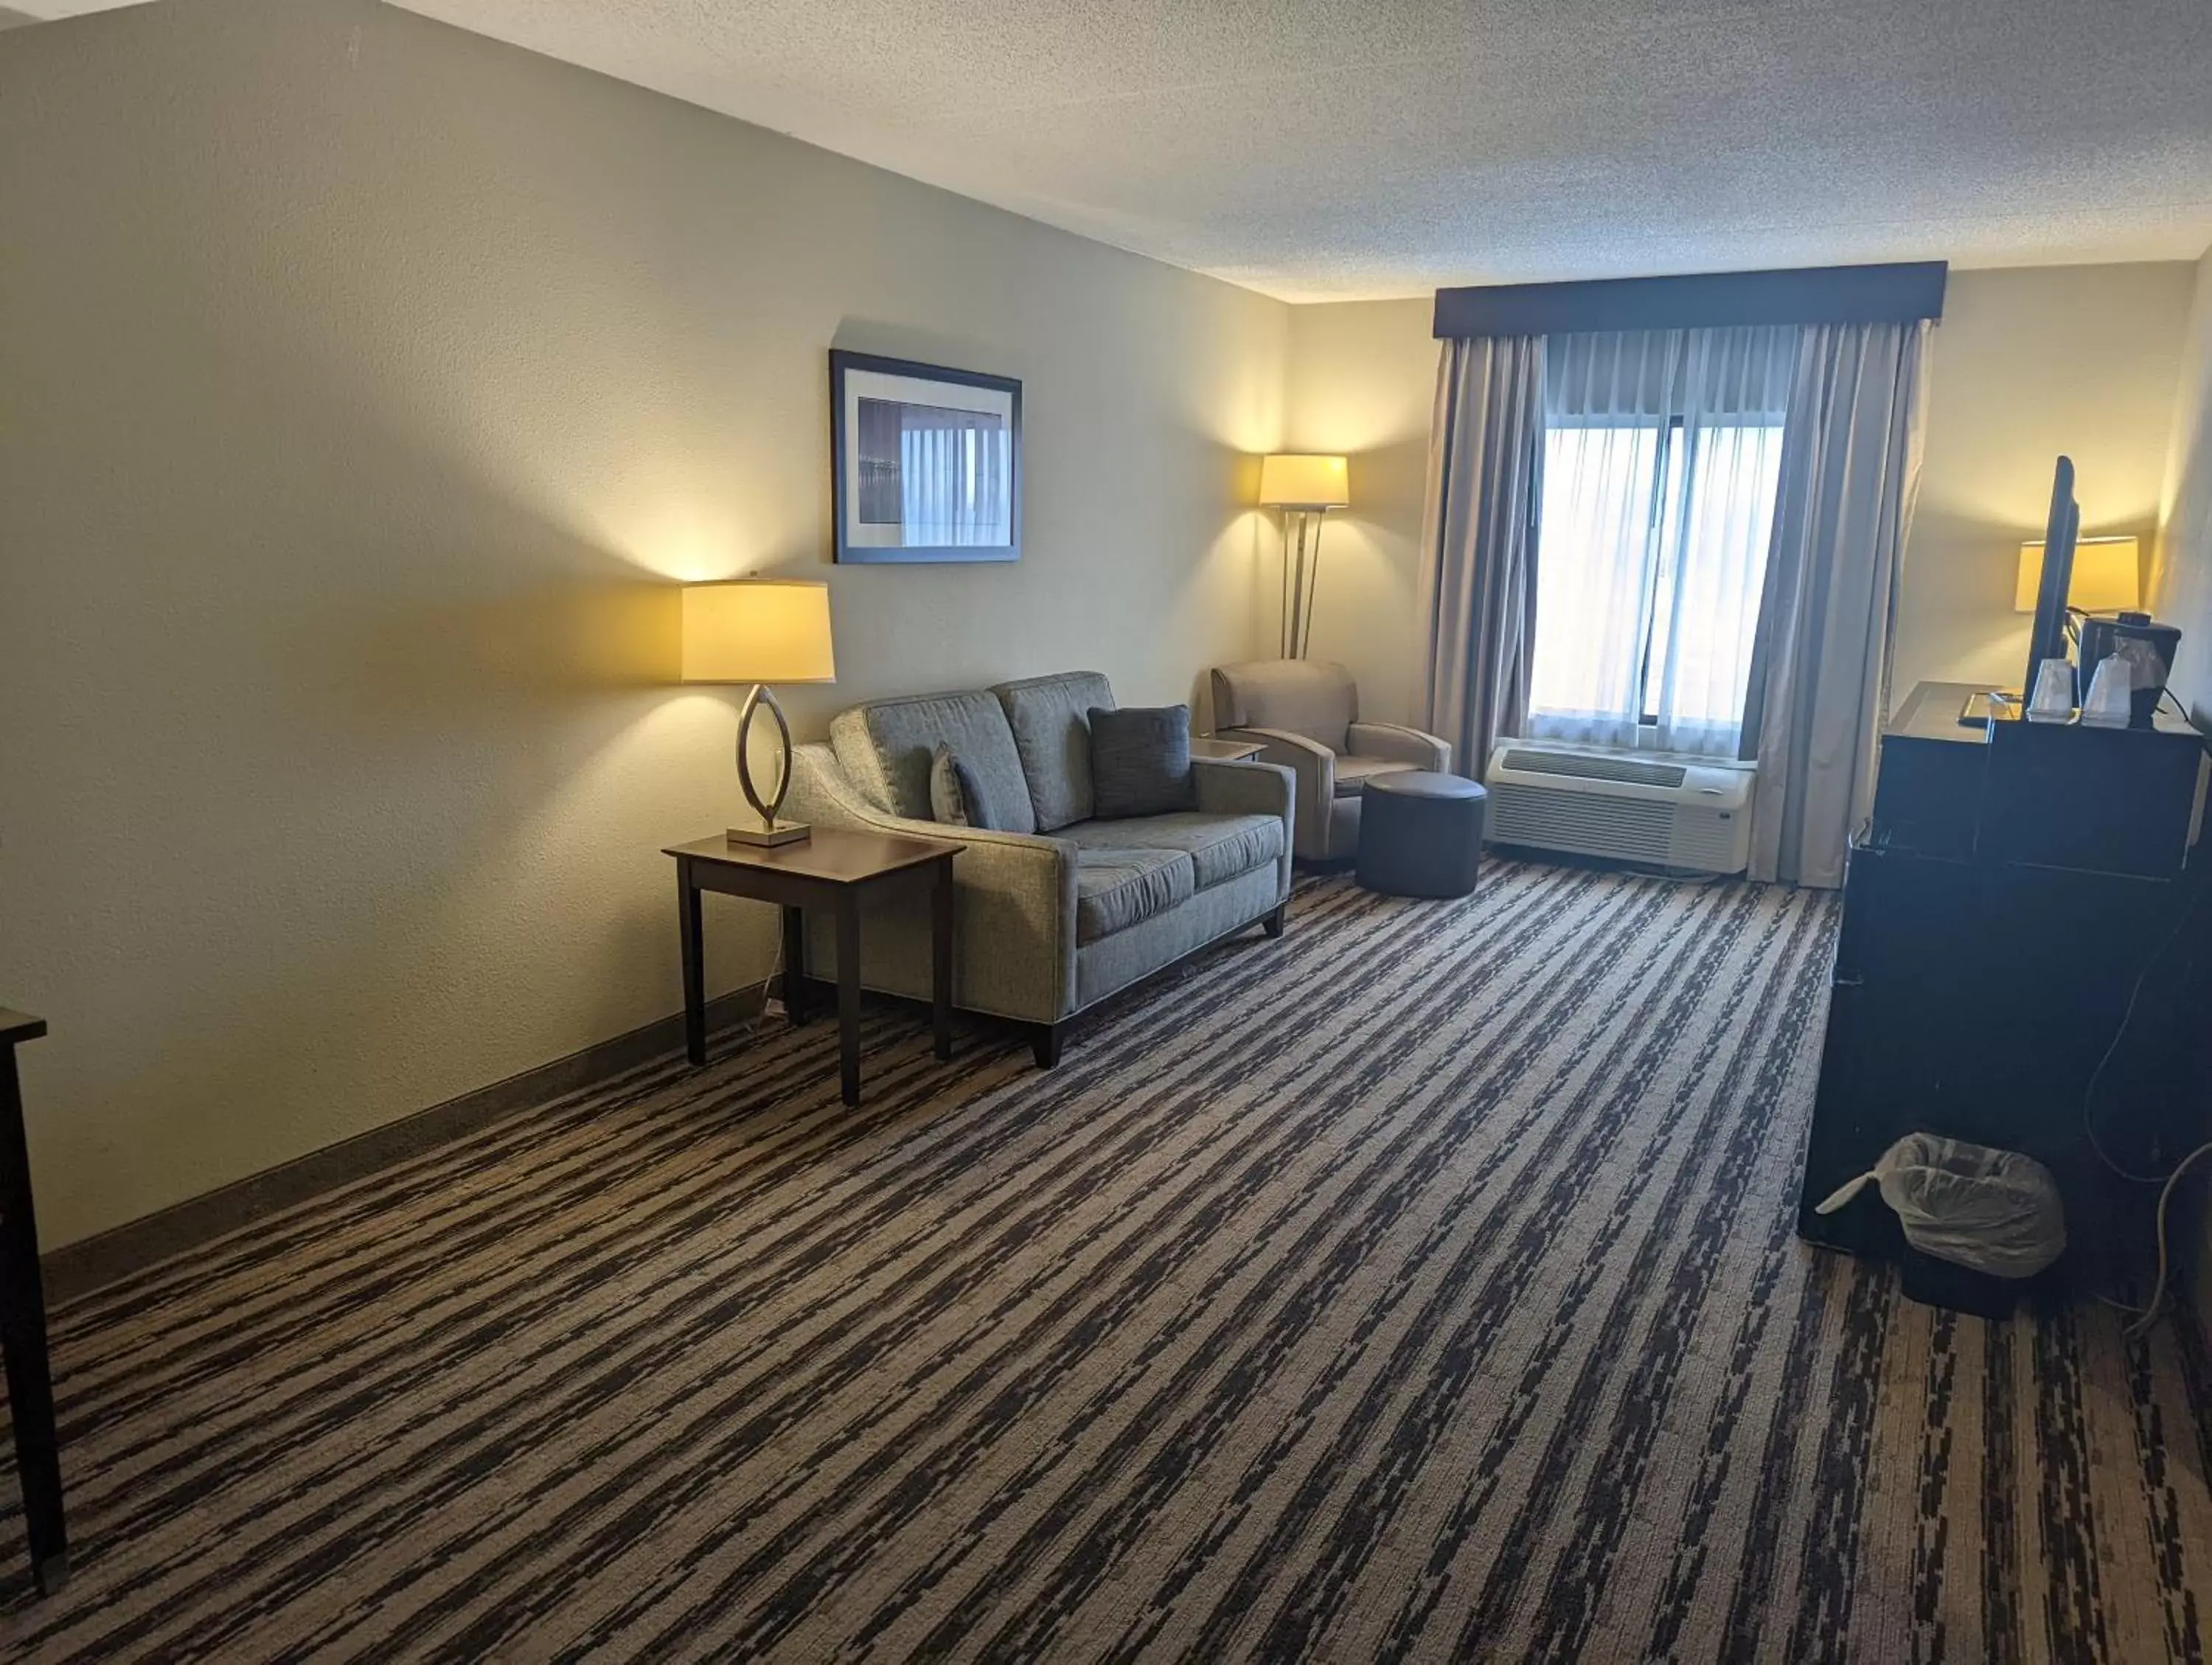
[4,864,2209,1662]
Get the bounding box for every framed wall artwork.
[830,350,1022,563]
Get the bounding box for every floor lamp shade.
[1258,453,1350,510]
[680,580,836,845]
[1259,455,1349,658]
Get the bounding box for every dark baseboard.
[42,987,762,1305]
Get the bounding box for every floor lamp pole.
[1281,510,1329,660]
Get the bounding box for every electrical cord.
[2156,684,2208,734]
[2083,872,2212,1184]
[742,936,785,1041]
[2069,691,2212,1332]
[2102,1140,2212,1338]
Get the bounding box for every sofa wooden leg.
[1262,903,1287,940]
[1032,1023,1065,1070]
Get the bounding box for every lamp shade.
[1259,453,1350,510]
[681,580,836,684]
[2014,535,2140,613]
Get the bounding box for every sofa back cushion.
[830,689,1036,834]
[992,671,1115,832]
[1210,659,1357,754]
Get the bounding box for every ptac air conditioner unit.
[1484,743,1756,875]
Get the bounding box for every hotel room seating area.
[789,672,1293,1059]
[6,1,2212,1661]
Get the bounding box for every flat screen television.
[2022,454,2081,702]
[1967,456,2081,723]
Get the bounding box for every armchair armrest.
[1348,721,1452,772]
[1218,727,1334,858]
[785,744,1077,1019]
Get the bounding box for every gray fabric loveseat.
[785,671,1295,1066]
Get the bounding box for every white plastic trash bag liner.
[1815,1133,2066,1279]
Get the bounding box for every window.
[1527,327,1795,757]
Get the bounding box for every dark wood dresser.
[1795,681,2211,1288]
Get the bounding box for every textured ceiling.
[17,0,2212,299]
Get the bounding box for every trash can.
[1815,1133,2066,1318]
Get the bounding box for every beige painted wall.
[2154,246,2212,716]
[1283,299,1439,726]
[1896,264,2194,694]
[1281,268,2196,726]
[0,0,1287,1247]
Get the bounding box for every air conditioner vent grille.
[1499,748,1688,789]
[1489,784,1677,865]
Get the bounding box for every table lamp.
[2014,535,2140,615]
[1259,453,1349,659]
[681,579,837,846]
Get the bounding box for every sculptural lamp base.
[727,682,810,847]
[726,819,810,848]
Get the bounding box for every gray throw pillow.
[1089,704,1195,818]
[931,742,1007,830]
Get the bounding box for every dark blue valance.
[1433,262,1948,339]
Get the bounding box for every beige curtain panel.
[1415,336,1546,783]
[1739,319,1935,888]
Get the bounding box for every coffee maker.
[2076,611,2183,727]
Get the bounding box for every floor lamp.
[1259,454,1349,659]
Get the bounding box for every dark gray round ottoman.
[1357,770,1487,897]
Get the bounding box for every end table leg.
[931,861,954,1062]
[835,902,863,1107]
[678,862,706,1066]
[0,1052,65,1593]
[781,905,807,1026]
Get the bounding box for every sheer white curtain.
[1528,325,1797,756]
[900,407,1010,546]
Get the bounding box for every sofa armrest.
[1348,721,1452,772]
[1218,727,1334,858]
[1193,757,1296,902]
[1192,756,1293,819]
[786,743,1078,1019]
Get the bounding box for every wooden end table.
[1192,736,1265,762]
[664,830,959,1106]
[0,1009,65,1594]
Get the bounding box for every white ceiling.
[15,0,2212,300]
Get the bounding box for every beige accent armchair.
[1209,660,1452,861]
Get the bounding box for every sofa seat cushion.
[1065,812,1284,891]
[1074,847,1194,944]
[830,689,1036,835]
[1333,755,1418,798]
